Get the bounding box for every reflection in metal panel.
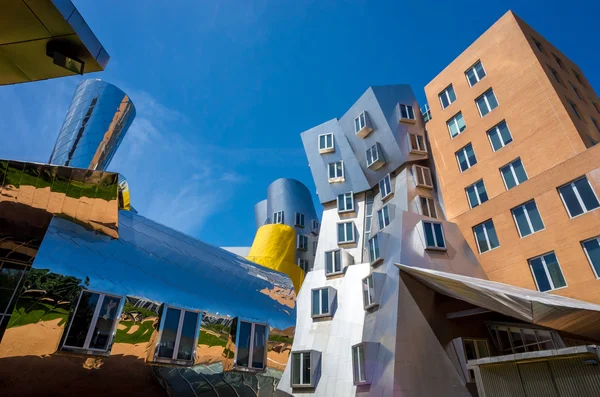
[49,79,135,171]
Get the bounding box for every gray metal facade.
[49,79,135,170]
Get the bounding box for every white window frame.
[487,120,513,151]
[377,205,390,229]
[455,143,477,172]
[364,193,374,249]
[318,133,334,152]
[439,85,456,109]
[324,249,342,276]
[355,111,368,133]
[379,174,392,199]
[337,221,355,244]
[366,143,383,168]
[419,196,437,218]
[399,104,416,121]
[465,60,486,87]
[463,338,490,360]
[352,344,367,384]
[414,165,433,188]
[273,211,284,224]
[311,287,332,317]
[465,180,487,209]
[447,112,466,138]
[297,235,308,251]
[511,200,545,238]
[422,221,446,250]
[154,305,203,364]
[475,89,499,117]
[409,134,427,153]
[328,161,344,182]
[582,236,600,279]
[473,220,499,254]
[528,252,568,292]
[558,176,600,218]
[500,159,528,190]
[295,212,305,227]
[368,234,381,264]
[298,258,310,273]
[337,192,354,213]
[362,275,376,309]
[234,319,269,370]
[61,290,124,353]
[311,219,320,235]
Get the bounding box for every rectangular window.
[422,103,432,122]
[465,61,486,87]
[548,65,563,85]
[456,143,477,172]
[311,288,330,317]
[567,98,582,120]
[366,142,385,169]
[0,263,26,334]
[337,192,354,213]
[512,200,545,237]
[337,221,355,244]
[475,89,499,117]
[488,324,559,354]
[364,192,374,249]
[377,206,390,229]
[572,70,586,87]
[558,176,600,218]
[473,220,500,253]
[532,36,545,53]
[318,133,334,152]
[369,234,381,263]
[592,100,600,114]
[414,165,433,188]
[362,275,376,308]
[156,306,201,363]
[313,241,317,256]
[328,161,344,182]
[379,174,392,199]
[447,112,466,138]
[439,85,456,109]
[487,120,513,151]
[463,339,490,361]
[500,158,528,190]
[352,344,367,384]
[529,252,567,292]
[409,134,427,153]
[570,82,585,102]
[466,180,488,208]
[297,235,308,251]
[592,117,600,133]
[582,237,600,278]
[273,211,284,224]
[295,212,305,227]
[298,258,310,273]
[423,221,446,250]
[311,219,320,235]
[354,111,373,137]
[235,320,268,369]
[399,104,416,121]
[420,196,437,218]
[553,53,565,70]
[291,351,313,386]
[325,249,342,275]
[62,291,123,353]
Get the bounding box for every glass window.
[325,250,342,275]
[466,180,488,208]
[297,235,308,250]
[369,234,381,263]
[377,206,390,229]
[463,339,490,361]
[337,222,355,244]
[62,291,122,353]
[570,82,585,102]
[313,241,318,255]
[532,36,545,53]
[473,220,500,253]
[400,104,415,120]
[236,320,268,369]
[548,65,563,85]
[567,98,582,120]
[379,174,392,198]
[409,134,427,153]
[558,176,600,218]
[311,288,330,317]
[487,121,513,151]
[439,85,457,109]
[311,219,319,235]
[488,324,561,354]
[500,158,528,190]
[414,166,433,188]
[553,53,565,70]
[328,161,344,180]
[592,117,600,133]
[362,275,376,308]
[0,263,26,331]
[364,192,374,249]
[456,143,478,172]
[512,200,545,237]
[354,111,370,133]
[529,252,567,292]
[592,100,600,114]
[273,211,284,224]
[420,196,437,218]
[582,237,600,278]
[298,258,310,273]
[337,192,354,212]
[295,212,305,227]
[156,306,201,362]
[572,70,586,87]
[366,143,384,168]
[421,103,432,122]
[352,344,367,384]
[423,221,446,250]
[447,112,466,138]
[465,61,486,87]
[291,352,312,386]
[475,89,499,117]
[318,133,334,151]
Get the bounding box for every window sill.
[152,357,196,367]
[325,270,344,278]
[233,365,266,373]
[312,313,333,320]
[356,126,374,138]
[338,240,356,246]
[364,302,380,311]
[319,147,335,154]
[371,257,384,267]
[298,248,308,251]
[382,192,394,202]
[478,245,500,255]
[328,177,345,184]
[338,208,355,214]
[410,149,428,155]
[295,224,305,228]
[367,160,386,171]
[354,380,372,386]
[425,246,447,252]
[292,384,315,389]
[416,183,433,189]
[59,347,111,357]
[399,117,416,124]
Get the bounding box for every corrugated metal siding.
[518,362,558,397]
[550,355,600,397]
[479,364,526,397]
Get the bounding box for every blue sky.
[2,0,598,246]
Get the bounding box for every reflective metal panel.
[49,79,136,171]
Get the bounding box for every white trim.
[324,249,342,275]
[465,180,486,208]
[409,133,427,153]
[337,221,355,244]
[511,200,545,238]
[422,221,446,250]
[294,212,305,227]
[414,166,433,188]
[465,60,486,87]
[475,89,498,117]
[377,205,390,229]
[317,133,334,152]
[558,176,600,218]
[528,252,567,292]
[362,275,376,308]
[311,287,331,317]
[439,85,455,109]
[487,121,512,151]
[582,237,600,279]
[328,161,345,182]
[456,143,477,172]
[273,210,284,224]
[419,196,436,218]
[379,174,393,199]
[337,192,354,213]
[473,220,499,254]
[500,158,528,190]
[447,112,465,138]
